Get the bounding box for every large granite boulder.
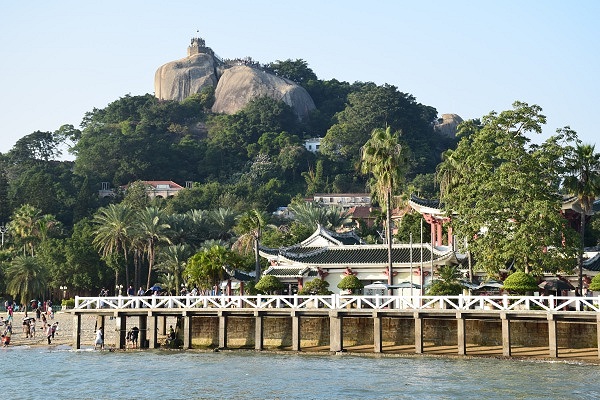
[211,66,315,119]
[154,53,218,101]
[434,114,464,137]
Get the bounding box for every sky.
[1,1,599,157]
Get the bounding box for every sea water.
[2,346,599,400]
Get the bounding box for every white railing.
[74,294,600,313]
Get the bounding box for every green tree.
[321,83,443,174]
[65,218,110,295]
[563,143,600,290]
[502,271,538,294]
[155,244,192,290]
[185,245,240,289]
[360,127,409,287]
[133,207,172,289]
[288,201,350,231]
[427,265,463,295]
[255,275,283,294]
[337,274,364,294]
[298,278,332,295]
[5,255,47,306]
[589,274,600,291]
[233,210,270,282]
[265,59,317,85]
[9,204,42,256]
[92,203,134,287]
[438,102,579,276]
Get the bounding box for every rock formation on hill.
[154,37,315,119]
[211,66,315,118]
[434,113,464,137]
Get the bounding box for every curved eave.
[409,199,445,216]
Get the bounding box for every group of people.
[1,318,11,347]
[93,325,140,350]
[1,298,59,347]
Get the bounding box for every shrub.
[589,274,600,291]
[427,281,463,295]
[502,271,538,294]
[61,298,75,309]
[255,275,283,294]
[337,275,364,294]
[298,279,332,295]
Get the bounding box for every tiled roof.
[144,180,184,189]
[225,269,254,281]
[263,266,325,278]
[584,253,600,272]
[277,245,456,266]
[410,194,442,210]
[259,225,364,256]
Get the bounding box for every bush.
[589,274,600,291]
[337,275,364,294]
[61,298,75,309]
[502,271,538,294]
[427,281,463,295]
[255,275,283,294]
[298,279,332,295]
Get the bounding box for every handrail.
[73,294,600,312]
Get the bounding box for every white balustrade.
[73,294,600,313]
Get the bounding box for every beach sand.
[2,311,176,349]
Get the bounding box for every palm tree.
[9,204,42,256]
[288,201,329,230]
[156,244,191,290]
[133,206,172,289]
[208,208,238,241]
[234,209,269,282]
[360,127,409,287]
[5,255,47,306]
[563,143,600,291]
[92,203,135,287]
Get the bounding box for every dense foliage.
[437,102,582,276]
[0,57,597,305]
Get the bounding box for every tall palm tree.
[234,209,269,282]
[563,143,600,291]
[360,127,409,287]
[92,203,135,287]
[5,255,47,306]
[134,206,172,289]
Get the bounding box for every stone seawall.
[188,316,597,350]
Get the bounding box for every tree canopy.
[437,102,580,276]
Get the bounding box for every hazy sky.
[2,1,598,156]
